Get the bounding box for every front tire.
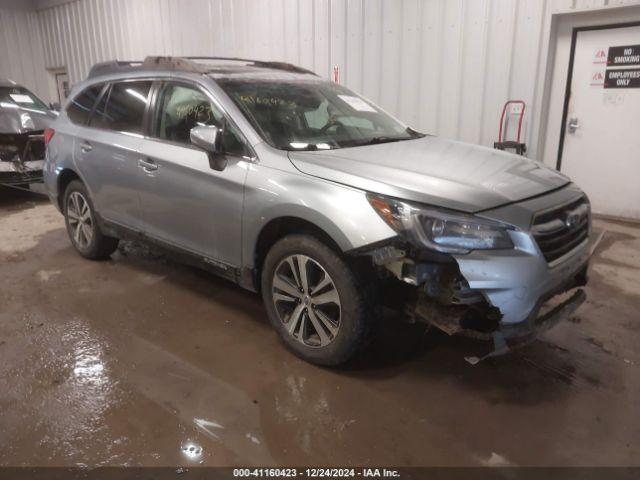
[63,180,119,260]
[261,234,369,366]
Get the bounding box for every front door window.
[154,83,248,156]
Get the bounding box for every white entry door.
[55,72,69,104]
[560,24,640,220]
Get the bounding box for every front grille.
[532,196,590,264]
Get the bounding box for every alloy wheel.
[67,191,94,249]
[272,254,341,347]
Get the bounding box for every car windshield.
[0,86,49,112]
[218,79,423,151]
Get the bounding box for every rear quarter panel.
[43,116,80,211]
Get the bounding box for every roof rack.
[184,56,318,76]
[87,57,206,79]
[87,56,317,79]
[87,60,143,79]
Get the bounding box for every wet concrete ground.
[0,185,639,467]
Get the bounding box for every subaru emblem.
[565,212,580,229]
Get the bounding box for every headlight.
[367,193,514,254]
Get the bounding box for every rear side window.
[66,84,104,125]
[89,81,151,135]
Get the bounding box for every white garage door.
[560,24,640,220]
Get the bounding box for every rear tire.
[63,179,119,260]
[261,234,369,366]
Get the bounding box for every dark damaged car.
[0,79,56,187]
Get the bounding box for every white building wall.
[38,0,551,151]
[0,7,49,100]
[2,0,640,161]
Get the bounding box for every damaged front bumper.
[465,288,586,365]
[414,268,588,344]
[0,159,44,185]
[365,213,591,362]
[0,132,45,185]
[414,263,588,364]
[449,219,591,360]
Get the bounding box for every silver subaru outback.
[44,57,591,365]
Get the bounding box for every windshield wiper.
[347,128,425,147]
[356,136,408,146]
[406,127,426,138]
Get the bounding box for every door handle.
[568,117,580,134]
[138,158,158,172]
[80,141,93,153]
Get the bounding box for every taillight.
[44,128,55,146]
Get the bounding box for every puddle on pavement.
[1,199,639,466]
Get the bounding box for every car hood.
[0,105,56,134]
[287,136,570,212]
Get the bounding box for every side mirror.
[190,125,227,171]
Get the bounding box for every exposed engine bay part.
[412,263,502,338]
[414,295,501,338]
[370,245,406,266]
[363,243,502,335]
[0,132,45,162]
[366,244,461,287]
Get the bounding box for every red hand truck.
[493,100,527,156]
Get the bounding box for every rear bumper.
[0,160,44,185]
